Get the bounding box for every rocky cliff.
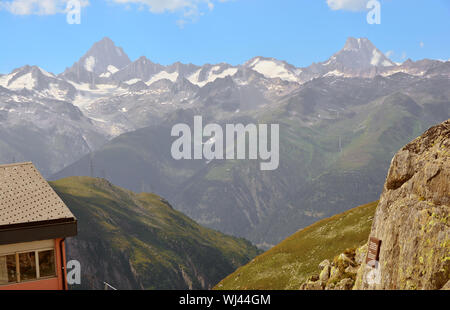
[355,119,450,289]
[300,120,449,290]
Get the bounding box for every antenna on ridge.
[90,156,94,178]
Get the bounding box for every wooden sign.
[366,237,381,267]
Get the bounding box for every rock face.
[356,119,450,289]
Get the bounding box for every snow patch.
[324,70,345,77]
[146,71,179,85]
[124,78,142,85]
[250,59,298,82]
[322,56,336,66]
[0,72,16,88]
[382,60,393,67]
[370,50,382,66]
[211,65,221,72]
[188,67,238,87]
[38,67,55,78]
[9,73,35,90]
[40,83,68,100]
[107,65,119,74]
[204,67,238,86]
[187,69,202,85]
[370,49,393,67]
[90,116,107,123]
[99,65,119,78]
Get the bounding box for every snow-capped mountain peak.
[328,37,395,69]
[245,57,300,82]
[187,64,238,87]
[61,37,131,83]
[343,37,370,51]
[81,37,131,74]
[111,56,164,83]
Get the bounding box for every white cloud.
[112,0,216,14]
[112,0,223,26]
[326,0,368,12]
[420,41,424,48]
[0,0,225,26]
[0,0,89,15]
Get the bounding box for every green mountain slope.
[214,201,378,290]
[52,74,450,248]
[50,176,260,290]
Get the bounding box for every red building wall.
[0,238,67,290]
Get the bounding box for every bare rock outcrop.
[356,119,450,289]
[299,248,361,290]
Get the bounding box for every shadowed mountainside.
[50,176,260,290]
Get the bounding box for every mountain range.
[1,36,449,247]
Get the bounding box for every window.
[0,255,17,284]
[0,248,56,285]
[19,252,37,281]
[38,250,56,278]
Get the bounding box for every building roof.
[0,162,75,226]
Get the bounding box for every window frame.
[0,247,57,285]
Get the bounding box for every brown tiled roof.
[0,162,75,226]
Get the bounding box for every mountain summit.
[61,37,131,83]
[312,37,396,78]
[286,37,398,81]
[56,36,438,87]
[339,37,394,67]
[83,37,131,74]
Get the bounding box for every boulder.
[319,264,331,282]
[335,278,354,290]
[319,259,331,269]
[355,120,450,290]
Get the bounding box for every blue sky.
[0,0,449,74]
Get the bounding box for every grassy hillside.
[50,176,260,290]
[214,201,378,290]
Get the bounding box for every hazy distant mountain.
[0,65,107,176]
[2,36,444,143]
[1,36,449,246]
[111,56,165,83]
[61,37,131,84]
[0,65,76,100]
[52,72,450,247]
[326,37,395,69]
